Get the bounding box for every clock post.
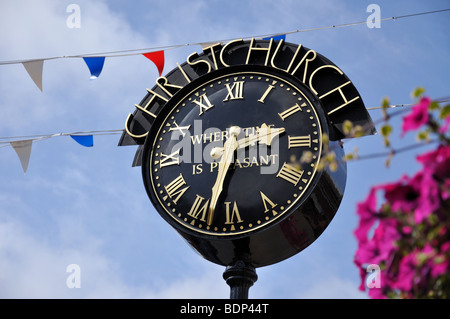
[223,260,258,299]
[119,38,376,299]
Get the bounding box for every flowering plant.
[354,89,450,298]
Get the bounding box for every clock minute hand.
[237,124,285,149]
[211,124,285,159]
[207,126,240,226]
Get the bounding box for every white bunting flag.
[22,60,44,91]
[11,139,33,173]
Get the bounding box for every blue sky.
[0,0,449,298]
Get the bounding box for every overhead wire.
[0,8,449,65]
[1,8,449,157]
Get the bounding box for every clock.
[120,38,375,268]
[141,65,346,267]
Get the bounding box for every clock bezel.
[141,64,330,240]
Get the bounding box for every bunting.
[83,57,105,79]
[262,34,286,41]
[11,140,33,173]
[70,135,94,147]
[0,130,124,173]
[22,60,44,91]
[142,51,165,77]
[0,8,447,93]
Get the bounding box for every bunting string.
[0,8,448,66]
[0,129,124,172]
[2,99,449,173]
[0,8,447,90]
[0,129,123,150]
[1,7,449,172]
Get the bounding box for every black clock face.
[143,67,325,237]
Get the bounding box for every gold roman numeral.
[257,82,276,103]
[288,135,311,148]
[223,81,245,101]
[168,121,191,137]
[278,102,306,121]
[276,162,304,186]
[187,195,209,222]
[159,148,181,168]
[192,93,214,115]
[224,201,243,230]
[260,191,278,216]
[164,173,189,204]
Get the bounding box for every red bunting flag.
[142,51,164,77]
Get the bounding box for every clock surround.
[119,38,375,268]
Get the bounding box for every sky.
[0,0,449,299]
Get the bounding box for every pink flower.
[354,141,450,298]
[430,242,450,278]
[430,255,449,278]
[392,253,417,292]
[416,176,440,223]
[354,187,378,245]
[368,287,387,299]
[383,174,421,213]
[401,97,431,136]
[381,172,440,223]
[354,187,401,293]
[416,144,450,167]
[440,116,450,134]
[367,271,389,299]
[417,145,450,201]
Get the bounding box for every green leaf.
[343,120,353,135]
[353,125,365,137]
[381,97,390,120]
[412,87,425,99]
[416,130,429,142]
[429,101,440,110]
[382,97,390,109]
[440,104,450,119]
[380,124,392,137]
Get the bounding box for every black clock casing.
[120,39,374,267]
[141,65,346,267]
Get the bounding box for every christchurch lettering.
[124,38,361,142]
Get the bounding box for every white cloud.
[0,218,231,298]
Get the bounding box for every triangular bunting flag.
[70,135,93,147]
[142,51,164,77]
[22,60,44,91]
[11,139,33,173]
[82,57,105,79]
[262,34,286,41]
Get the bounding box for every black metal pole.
[223,260,258,299]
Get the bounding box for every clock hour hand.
[208,126,240,226]
[211,123,285,160]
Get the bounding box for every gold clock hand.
[239,124,285,148]
[210,124,285,160]
[207,126,240,226]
